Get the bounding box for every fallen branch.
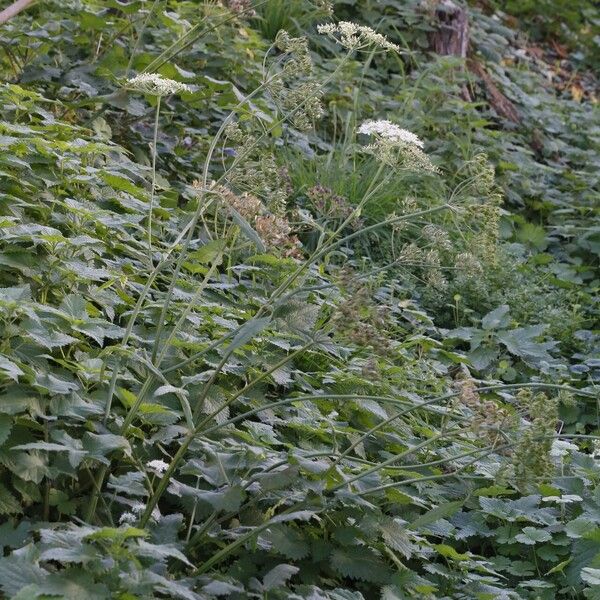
[0,0,36,25]
[467,58,521,123]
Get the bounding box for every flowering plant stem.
[147,96,161,268]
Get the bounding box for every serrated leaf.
[380,519,413,559]
[514,527,552,545]
[481,305,510,330]
[229,205,266,252]
[136,540,193,567]
[582,568,600,586]
[0,355,24,382]
[262,525,310,559]
[195,485,246,512]
[0,414,13,445]
[0,554,47,596]
[331,546,392,584]
[0,483,21,515]
[85,527,147,541]
[410,500,463,529]
[262,563,299,591]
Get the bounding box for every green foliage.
[0,0,598,599]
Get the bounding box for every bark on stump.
[428,0,521,123]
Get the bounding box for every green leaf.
[0,414,13,445]
[0,355,24,382]
[6,451,49,483]
[135,540,193,567]
[261,525,310,560]
[434,543,470,561]
[380,518,413,559]
[85,527,147,542]
[262,564,299,591]
[188,239,226,265]
[229,205,266,252]
[0,553,47,596]
[410,500,463,529]
[331,546,393,584]
[514,527,552,545]
[582,568,600,586]
[0,484,21,515]
[545,558,572,575]
[194,485,246,512]
[44,570,110,600]
[82,432,131,463]
[22,319,78,349]
[227,317,271,354]
[481,305,510,330]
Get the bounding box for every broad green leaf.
[229,205,266,252]
[581,568,600,586]
[0,554,47,596]
[0,355,24,382]
[262,564,299,591]
[410,500,463,529]
[0,484,21,515]
[514,527,552,545]
[331,546,393,584]
[481,305,510,330]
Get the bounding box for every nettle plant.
[445,304,560,380]
[0,9,598,600]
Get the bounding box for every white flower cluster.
[358,120,424,148]
[357,120,437,173]
[118,500,161,525]
[317,21,400,53]
[550,439,578,457]
[147,459,169,475]
[126,73,192,97]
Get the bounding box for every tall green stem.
[147,96,161,267]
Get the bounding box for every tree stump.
[428,0,521,123]
[429,0,469,59]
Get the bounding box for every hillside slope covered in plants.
[0,0,598,598]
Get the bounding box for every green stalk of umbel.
[156,388,473,538]
[147,95,161,268]
[357,431,600,497]
[89,12,344,522]
[150,47,357,362]
[327,428,464,494]
[188,420,600,551]
[142,0,271,75]
[150,384,594,536]
[195,382,595,442]
[87,258,221,522]
[139,343,313,526]
[189,431,600,572]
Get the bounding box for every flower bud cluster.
[423,224,452,251]
[332,268,391,354]
[454,374,511,439]
[306,184,355,221]
[201,182,303,259]
[269,32,324,132]
[511,389,558,490]
[223,123,289,214]
[226,0,256,16]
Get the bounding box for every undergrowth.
[0,1,598,599]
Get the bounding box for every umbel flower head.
[317,21,400,53]
[358,120,424,148]
[357,119,437,173]
[126,73,192,97]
